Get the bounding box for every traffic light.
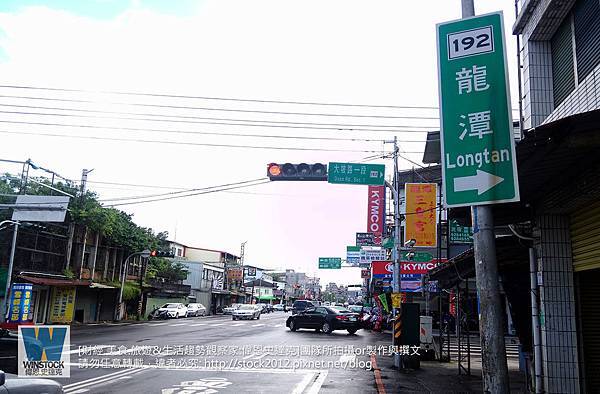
[150,250,175,258]
[267,163,327,181]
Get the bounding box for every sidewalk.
[368,331,528,393]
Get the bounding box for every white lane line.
[68,389,89,394]
[306,371,329,394]
[169,323,186,326]
[211,323,225,326]
[292,372,315,394]
[63,368,142,390]
[231,323,244,327]
[252,324,265,327]
[190,323,207,326]
[338,354,356,363]
[273,324,283,327]
[64,369,145,393]
[151,322,168,326]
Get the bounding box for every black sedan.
[286,306,361,334]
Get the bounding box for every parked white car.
[157,303,188,318]
[273,304,285,311]
[186,303,207,317]
[223,304,241,315]
[232,304,261,320]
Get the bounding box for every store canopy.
[257,295,276,300]
[19,274,91,287]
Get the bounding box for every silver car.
[0,371,63,393]
[232,304,261,320]
[185,303,207,317]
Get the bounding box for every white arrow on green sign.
[437,12,520,208]
[319,257,342,269]
[327,162,385,186]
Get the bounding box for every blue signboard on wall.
[8,283,33,323]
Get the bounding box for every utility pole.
[80,168,94,200]
[385,136,402,369]
[1,220,20,322]
[461,0,510,392]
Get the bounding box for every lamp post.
[116,249,151,321]
[0,220,20,322]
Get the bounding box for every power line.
[0,100,438,130]
[0,119,396,143]
[0,129,409,153]
[98,178,268,202]
[0,102,439,121]
[105,180,272,207]
[0,109,436,135]
[0,85,440,110]
[0,85,520,112]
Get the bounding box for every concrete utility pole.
[1,220,20,322]
[461,0,510,392]
[385,136,402,369]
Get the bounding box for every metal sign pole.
[461,1,510,391]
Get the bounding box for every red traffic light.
[267,163,282,177]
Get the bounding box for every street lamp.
[116,249,151,321]
[0,220,20,322]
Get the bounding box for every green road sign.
[450,219,473,243]
[400,251,433,263]
[437,12,519,208]
[319,257,342,269]
[327,162,385,186]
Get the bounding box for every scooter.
[148,308,168,320]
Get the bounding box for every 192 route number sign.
[437,12,520,208]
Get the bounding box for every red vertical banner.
[367,185,385,245]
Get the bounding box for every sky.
[0,0,520,286]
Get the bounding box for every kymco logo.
[18,325,70,378]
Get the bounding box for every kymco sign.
[367,186,385,245]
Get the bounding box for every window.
[574,0,600,83]
[551,16,575,107]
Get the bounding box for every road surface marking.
[273,324,283,327]
[151,322,168,326]
[68,389,89,394]
[371,354,386,394]
[169,323,186,326]
[338,354,356,363]
[291,372,315,394]
[252,324,265,327]
[211,323,225,326]
[306,370,328,394]
[190,323,207,326]
[231,323,244,327]
[63,368,145,393]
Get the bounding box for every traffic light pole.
[385,136,402,369]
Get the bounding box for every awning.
[428,235,529,289]
[257,295,276,301]
[19,275,91,287]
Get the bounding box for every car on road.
[0,371,63,393]
[157,303,188,318]
[291,300,316,315]
[286,306,361,334]
[185,303,207,317]
[273,303,286,312]
[232,304,261,320]
[223,304,241,315]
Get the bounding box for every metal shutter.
[551,17,576,107]
[577,269,600,392]
[571,201,600,272]
[573,0,600,83]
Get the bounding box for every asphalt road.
[56,312,379,394]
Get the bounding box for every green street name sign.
[437,12,520,208]
[328,162,385,186]
[319,257,342,269]
[400,251,433,263]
